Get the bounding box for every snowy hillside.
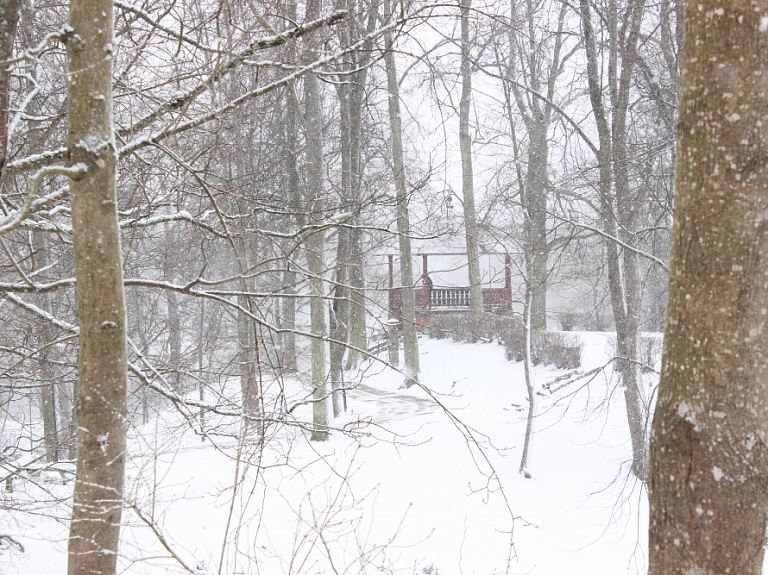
[2,333,655,575]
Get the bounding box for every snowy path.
[2,334,654,575]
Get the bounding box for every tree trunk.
[237,292,258,415]
[384,0,419,387]
[304,0,328,441]
[339,0,377,369]
[506,0,570,331]
[519,288,535,477]
[31,231,61,462]
[66,0,128,572]
[580,0,647,479]
[524,126,548,331]
[459,0,482,316]
[649,1,768,571]
[0,0,20,176]
[329,264,349,417]
[164,224,181,391]
[281,0,302,372]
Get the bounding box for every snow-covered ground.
[1,332,655,575]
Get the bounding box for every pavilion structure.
[386,252,513,324]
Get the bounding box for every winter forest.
[2,0,768,572]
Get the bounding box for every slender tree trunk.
[330,30,353,402]
[198,298,206,436]
[281,263,298,371]
[164,224,181,391]
[305,0,328,441]
[459,0,482,316]
[281,0,302,372]
[329,265,349,417]
[0,0,20,177]
[524,126,548,331]
[237,292,258,415]
[612,0,647,480]
[66,0,128,572]
[506,0,569,330]
[519,288,534,477]
[341,0,378,369]
[384,5,419,387]
[580,0,647,479]
[649,1,768,571]
[32,232,60,462]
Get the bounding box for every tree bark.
[304,0,329,441]
[339,0,377,369]
[580,0,648,479]
[66,0,128,572]
[164,223,181,391]
[648,2,768,572]
[507,0,569,331]
[0,0,20,176]
[281,3,302,372]
[384,0,419,387]
[459,0,482,316]
[32,231,60,462]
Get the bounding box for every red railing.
[386,252,513,318]
[389,286,511,313]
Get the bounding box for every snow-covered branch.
[0,164,86,235]
[116,9,349,139]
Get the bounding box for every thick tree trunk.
[66,0,128,572]
[384,1,419,386]
[648,2,768,572]
[459,0,482,316]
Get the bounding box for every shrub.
[422,312,582,369]
[501,326,581,369]
[606,333,664,373]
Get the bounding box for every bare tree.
[580,0,648,479]
[505,0,572,330]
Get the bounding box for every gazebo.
[387,252,513,324]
